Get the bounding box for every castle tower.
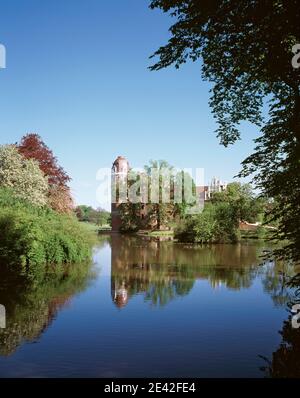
[111,156,129,232]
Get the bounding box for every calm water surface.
[0,235,299,378]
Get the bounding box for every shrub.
[175,202,240,244]
[0,189,93,280]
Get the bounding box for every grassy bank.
[137,230,174,238]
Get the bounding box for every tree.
[0,145,48,207]
[150,1,300,262]
[96,208,111,226]
[144,160,174,229]
[175,202,239,244]
[18,134,70,186]
[18,134,73,213]
[48,186,74,214]
[75,205,92,222]
[119,202,143,232]
[118,160,198,231]
[212,182,265,223]
[75,205,111,226]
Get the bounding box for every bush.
[0,189,93,280]
[175,202,240,244]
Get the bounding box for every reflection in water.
[0,261,94,356]
[260,273,300,378]
[260,316,300,378]
[110,235,293,308]
[0,235,299,377]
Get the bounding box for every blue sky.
[0,0,260,208]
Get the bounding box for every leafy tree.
[175,202,239,244]
[75,205,92,222]
[97,208,111,226]
[48,185,74,214]
[75,205,111,226]
[0,145,48,207]
[119,202,143,232]
[144,160,197,229]
[212,182,265,223]
[144,160,175,230]
[173,170,197,219]
[18,134,70,186]
[18,134,73,213]
[118,160,198,231]
[149,0,300,262]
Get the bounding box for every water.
[0,235,298,378]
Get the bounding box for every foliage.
[48,185,74,214]
[0,259,94,356]
[211,182,266,223]
[0,145,48,207]
[119,160,197,232]
[175,202,239,244]
[18,134,73,213]
[75,205,111,226]
[175,182,263,244]
[150,0,300,262]
[144,160,176,230]
[119,202,143,232]
[0,188,93,280]
[18,133,70,187]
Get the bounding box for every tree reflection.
[110,235,277,308]
[261,260,296,307]
[260,273,300,377]
[260,315,300,378]
[0,261,94,356]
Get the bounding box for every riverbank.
[134,227,274,242]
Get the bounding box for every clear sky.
[0,0,260,209]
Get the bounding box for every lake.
[0,235,299,378]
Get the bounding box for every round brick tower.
[111,156,129,232]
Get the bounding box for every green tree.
[96,208,111,226]
[173,170,197,219]
[119,202,143,232]
[75,205,111,226]
[175,202,239,244]
[150,0,300,262]
[0,145,48,207]
[144,160,175,230]
[212,182,265,223]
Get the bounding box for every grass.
[79,222,111,233]
[138,230,174,237]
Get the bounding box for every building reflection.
[112,281,129,308]
[110,234,292,308]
